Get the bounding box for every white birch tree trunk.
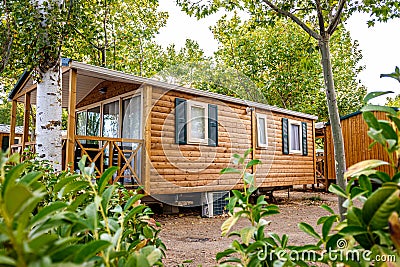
[35,64,63,171]
[35,0,63,171]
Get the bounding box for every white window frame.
[187,100,208,144]
[288,119,302,154]
[256,113,268,148]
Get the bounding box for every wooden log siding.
[254,110,315,187]
[148,88,316,194]
[325,111,395,181]
[149,88,251,194]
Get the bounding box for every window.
[103,101,119,138]
[87,106,101,137]
[187,101,208,144]
[175,98,218,146]
[122,95,141,139]
[256,114,268,148]
[76,111,87,136]
[288,120,302,154]
[282,118,308,156]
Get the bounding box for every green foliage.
[211,15,365,121]
[217,149,308,266]
[0,154,165,266]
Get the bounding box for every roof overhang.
[10,59,318,120]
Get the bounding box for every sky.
[155,0,400,105]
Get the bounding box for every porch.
[8,59,153,192]
[10,136,144,186]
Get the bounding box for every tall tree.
[177,0,355,219]
[63,0,168,77]
[211,15,365,121]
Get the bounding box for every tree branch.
[315,0,326,36]
[72,27,102,50]
[261,0,321,40]
[327,0,346,35]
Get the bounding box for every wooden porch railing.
[10,136,144,187]
[75,135,144,186]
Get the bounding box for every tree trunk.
[34,0,63,171]
[319,37,347,220]
[35,62,63,172]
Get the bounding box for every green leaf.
[124,193,144,211]
[363,111,380,130]
[84,203,98,231]
[322,215,337,241]
[29,233,59,250]
[246,159,261,169]
[328,184,347,199]
[2,162,27,197]
[388,115,400,132]
[101,185,116,213]
[363,91,393,104]
[68,192,91,211]
[240,226,256,245]
[4,184,32,216]
[216,248,237,261]
[20,171,43,185]
[347,207,374,249]
[221,215,239,236]
[0,255,16,265]
[361,105,397,116]
[53,174,80,193]
[320,204,335,215]
[339,226,368,235]
[345,160,389,179]
[97,166,118,194]
[362,185,400,230]
[243,172,254,185]
[31,201,68,225]
[74,240,111,263]
[298,222,321,240]
[62,181,89,196]
[220,167,241,174]
[243,148,252,159]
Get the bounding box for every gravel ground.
[156,187,339,267]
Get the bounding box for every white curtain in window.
[191,106,205,139]
[291,124,300,151]
[258,117,266,145]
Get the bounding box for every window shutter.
[282,118,289,155]
[208,104,218,147]
[302,122,308,156]
[175,98,187,144]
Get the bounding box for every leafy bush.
[0,154,165,267]
[216,149,309,266]
[216,73,400,266]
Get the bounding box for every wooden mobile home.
[317,111,395,188]
[9,59,318,199]
[0,124,23,151]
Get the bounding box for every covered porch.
[8,59,152,191]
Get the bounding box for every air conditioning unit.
[201,191,230,217]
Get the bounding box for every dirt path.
[156,189,338,267]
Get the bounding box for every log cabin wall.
[149,87,251,194]
[148,87,316,195]
[325,111,395,181]
[254,109,315,187]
